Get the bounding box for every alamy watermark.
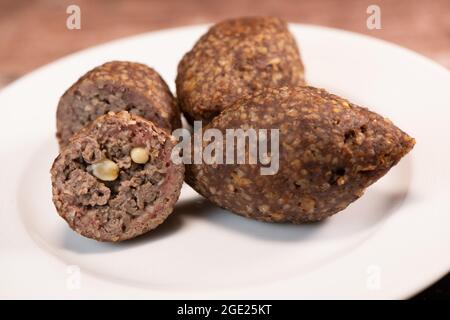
[366,264,382,290]
[66,5,81,30]
[366,5,382,30]
[171,121,280,175]
[66,265,81,290]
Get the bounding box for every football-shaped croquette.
[56,61,180,147]
[185,86,415,223]
[51,111,184,241]
[176,16,305,123]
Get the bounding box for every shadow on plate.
[61,185,408,254]
[61,210,185,253]
[19,137,412,254]
[169,188,407,241]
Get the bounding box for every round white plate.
[0,24,449,299]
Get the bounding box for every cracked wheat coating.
[56,61,181,147]
[51,111,184,242]
[176,16,305,123]
[186,86,415,223]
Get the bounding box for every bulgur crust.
[176,16,305,123]
[51,111,184,242]
[56,61,180,147]
[186,86,415,223]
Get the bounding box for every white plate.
[0,24,449,299]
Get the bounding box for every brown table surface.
[1,0,449,299]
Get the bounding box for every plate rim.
[0,23,449,299]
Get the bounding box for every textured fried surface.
[186,86,415,223]
[51,111,184,241]
[57,61,180,147]
[176,16,305,123]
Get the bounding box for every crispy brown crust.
[56,61,180,147]
[185,86,415,223]
[176,16,305,123]
[51,111,184,242]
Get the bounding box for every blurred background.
[0,0,449,299]
[0,0,449,88]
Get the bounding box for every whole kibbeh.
[51,111,184,242]
[176,16,305,123]
[56,61,180,147]
[185,86,415,223]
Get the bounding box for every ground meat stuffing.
[51,111,184,241]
